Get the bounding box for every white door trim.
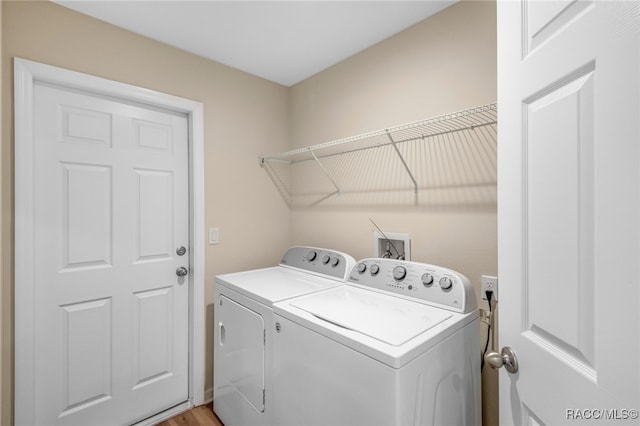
[13,57,205,425]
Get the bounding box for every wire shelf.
[259,102,497,208]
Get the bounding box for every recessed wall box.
[373,231,410,260]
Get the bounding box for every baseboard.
[204,386,214,404]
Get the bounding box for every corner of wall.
[0,0,5,421]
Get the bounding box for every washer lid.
[290,286,452,346]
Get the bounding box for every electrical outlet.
[481,275,498,301]
[480,308,492,324]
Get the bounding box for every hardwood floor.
[156,403,223,426]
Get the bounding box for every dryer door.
[217,295,265,412]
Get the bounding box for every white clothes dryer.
[272,258,480,426]
[213,246,356,426]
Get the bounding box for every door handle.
[176,267,188,277]
[219,322,225,346]
[485,346,519,373]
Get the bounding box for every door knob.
[485,346,519,373]
[176,267,189,277]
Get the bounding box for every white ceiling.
[53,1,457,87]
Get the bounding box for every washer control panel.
[348,258,476,313]
[280,246,356,281]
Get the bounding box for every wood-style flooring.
[156,403,223,426]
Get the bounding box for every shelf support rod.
[310,149,341,194]
[386,131,418,203]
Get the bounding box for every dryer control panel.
[348,259,477,313]
[280,246,356,281]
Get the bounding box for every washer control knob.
[422,273,434,286]
[393,266,407,281]
[370,264,380,275]
[357,263,367,274]
[331,257,340,267]
[322,254,331,264]
[307,250,317,262]
[439,277,453,290]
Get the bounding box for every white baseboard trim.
[204,386,214,404]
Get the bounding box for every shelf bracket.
[310,148,341,194]
[386,131,418,203]
[261,158,292,205]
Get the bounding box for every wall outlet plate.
[373,231,410,260]
[481,275,498,301]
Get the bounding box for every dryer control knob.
[357,263,367,274]
[307,250,317,261]
[393,266,407,281]
[322,254,331,264]
[440,277,453,290]
[422,273,434,286]
[331,257,340,267]
[370,264,380,275]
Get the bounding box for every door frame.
[13,57,206,425]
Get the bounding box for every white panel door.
[32,82,190,425]
[498,1,639,425]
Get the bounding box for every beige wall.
[288,1,498,424]
[2,1,499,425]
[1,1,290,423]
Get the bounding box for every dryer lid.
[289,286,452,346]
[216,266,343,305]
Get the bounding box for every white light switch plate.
[209,227,220,245]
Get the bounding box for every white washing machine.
[213,246,356,426]
[272,258,480,426]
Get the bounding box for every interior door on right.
[498,1,639,425]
